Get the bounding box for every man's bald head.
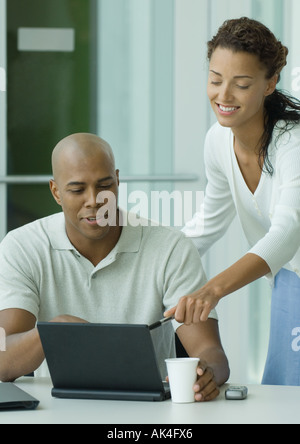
[49,133,121,252]
[52,133,116,183]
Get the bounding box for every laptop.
[37,322,171,402]
[0,383,39,411]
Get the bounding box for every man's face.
[50,148,119,248]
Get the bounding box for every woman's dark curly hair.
[208,17,300,175]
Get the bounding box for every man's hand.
[166,359,220,402]
[193,360,220,402]
[50,315,89,324]
[167,321,229,402]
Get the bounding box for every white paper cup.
[165,358,200,403]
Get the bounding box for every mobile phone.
[225,385,248,400]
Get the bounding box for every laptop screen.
[37,322,167,395]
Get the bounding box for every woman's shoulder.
[273,121,300,155]
[271,122,300,176]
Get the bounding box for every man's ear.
[49,179,62,206]
[116,169,120,186]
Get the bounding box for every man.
[0,133,229,401]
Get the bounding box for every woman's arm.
[165,253,270,323]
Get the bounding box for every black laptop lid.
[37,322,165,393]
[0,383,39,410]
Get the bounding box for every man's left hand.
[193,360,220,402]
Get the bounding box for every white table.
[1,377,300,424]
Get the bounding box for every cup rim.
[165,357,200,363]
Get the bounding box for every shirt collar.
[48,210,142,255]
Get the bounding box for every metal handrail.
[0,174,199,184]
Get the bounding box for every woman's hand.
[164,283,223,323]
[165,253,271,324]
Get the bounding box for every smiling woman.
[207,47,278,193]
[206,17,299,174]
[173,16,300,387]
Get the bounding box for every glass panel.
[7,184,59,232]
[289,0,300,100]
[97,0,175,222]
[252,0,284,37]
[7,0,97,230]
[6,0,175,231]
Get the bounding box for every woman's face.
[207,47,277,132]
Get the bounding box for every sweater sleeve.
[162,233,218,331]
[182,125,236,256]
[249,129,300,278]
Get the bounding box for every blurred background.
[0,0,299,383]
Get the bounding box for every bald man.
[0,134,229,402]
[50,133,122,266]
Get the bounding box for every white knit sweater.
[183,121,300,281]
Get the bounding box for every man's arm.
[0,309,88,382]
[176,319,230,402]
[0,309,43,382]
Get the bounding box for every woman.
[165,17,300,385]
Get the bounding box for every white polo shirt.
[0,211,217,377]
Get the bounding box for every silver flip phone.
[225,385,248,400]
